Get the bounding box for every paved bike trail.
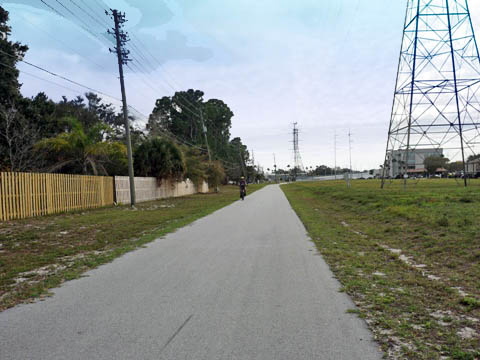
[0,185,382,359]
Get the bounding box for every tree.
[134,137,185,181]
[424,156,449,175]
[183,147,208,187]
[0,6,28,106]
[35,117,127,175]
[147,90,238,169]
[0,102,43,171]
[447,161,464,172]
[147,89,205,145]
[467,154,480,162]
[206,161,225,190]
[203,98,233,159]
[0,6,30,170]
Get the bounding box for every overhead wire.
[50,0,215,127]
[16,1,234,161]
[16,13,109,72]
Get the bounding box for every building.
[386,148,444,178]
[466,158,480,175]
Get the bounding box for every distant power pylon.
[382,0,480,188]
[292,122,304,179]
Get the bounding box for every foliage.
[134,137,185,181]
[35,117,127,175]
[147,90,252,182]
[206,161,225,189]
[467,154,480,162]
[183,147,208,186]
[0,6,28,105]
[447,161,464,172]
[0,6,31,170]
[0,11,254,180]
[424,156,449,175]
[147,89,206,144]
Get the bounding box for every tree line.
[0,7,260,188]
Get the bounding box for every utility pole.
[273,153,277,183]
[348,129,353,175]
[251,149,256,182]
[108,9,135,206]
[238,143,246,179]
[334,130,338,180]
[347,129,353,187]
[200,109,212,162]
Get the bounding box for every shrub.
[206,161,225,190]
[134,137,185,181]
[183,147,208,187]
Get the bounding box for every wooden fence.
[0,172,114,221]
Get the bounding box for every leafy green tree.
[0,6,31,170]
[148,90,204,144]
[203,99,233,159]
[134,137,185,181]
[147,90,236,165]
[35,117,127,175]
[447,161,464,172]
[183,147,208,186]
[424,156,449,175]
[0,6,28,105]
[206,161,225,190]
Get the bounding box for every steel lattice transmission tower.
[292,122,305,178]
[382,0,480,187]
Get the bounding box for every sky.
[2,0,480,172]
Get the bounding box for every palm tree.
[36,117,127,175]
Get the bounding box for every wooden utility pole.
[238,143,246,178]
[109,9,135,206]
[200,109,212,162]
[273,153,278,183]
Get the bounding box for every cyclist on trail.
[239,176,247,200]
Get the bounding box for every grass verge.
[0,184,266,312]
[281,179,480,360]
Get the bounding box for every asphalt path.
[0,185,382,359]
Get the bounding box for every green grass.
[0,184,266,311]
[281,179,480,359]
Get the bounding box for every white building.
[386,148,444,177]
[466,158,480,175]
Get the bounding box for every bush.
[183,147,208,186]
[206,161,225,190]
[134,137,185,181]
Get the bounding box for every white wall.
[114,177,209,205]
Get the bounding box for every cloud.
[5,0,480,171]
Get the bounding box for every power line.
[17,13,109,72]
[1,50,207,152]
[0,60,93,96]
[69,0,108,29]
[0,49,122,103]
[39,0,205,124]
[10,3,226,162]
[40,0,113,46]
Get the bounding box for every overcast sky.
[2,0,480,171]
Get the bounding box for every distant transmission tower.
[382,0,480,188]
[292,122,305,179]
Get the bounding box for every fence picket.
[0,172,114,221]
